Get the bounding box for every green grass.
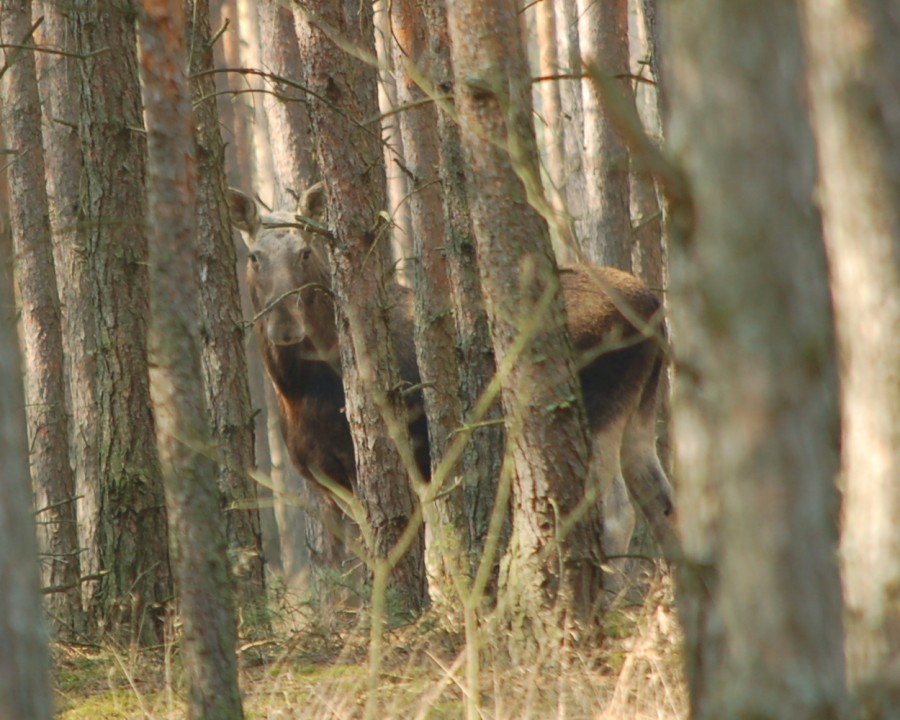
[54,571,686,719]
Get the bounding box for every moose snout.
[266,308,305,346]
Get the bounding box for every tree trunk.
[293,0,429,616]
[577,0,632,268]
[445,0,604,643]
[1,0,83,640]
[390,0,473,603]
[186,0,267,636]
[534,0,576,259]
[73,1,173,645]
[420,0,507,592]
[664,2,850,717]
[554,0,586,248]
[0,233,53,720]
[374,0,413,275]
[256,1,316,206]
[801,3,900,715]
[138,2,244,717]
[37,8,103,633]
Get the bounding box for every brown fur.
[228,186,676,553]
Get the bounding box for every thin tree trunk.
[534,0,576,259]
[577,0,632,268]
[73,1,173,645]
[257,1,316,206]
[664,2,850,717]
[293,0,428,615]
[0,0,83,639]
[445,0,603,643]
[138,2,244,716]
[186,0,267,635]
[555,0,586,248]
[801,2,900,715]
[374,0,413,276]
[0,233,53,720]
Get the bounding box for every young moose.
[228,184,676,559]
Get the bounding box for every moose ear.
[298,181,327,223]
[226,188,261,238]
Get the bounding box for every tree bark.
[186,0,267,635]
[534,0,576,259]
[73,0,173,645]
[390,0,472,602]
[577,0,632,268]
[801,2,900,715]
[1,0,83,640]
[138,2,244,717]
[664,2,850,717]
[0,228,53,720]
[420,0,507,592]
[554,0,587,248]
[445,0,604,642]
[293,0,428,615]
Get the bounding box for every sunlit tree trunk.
[186,0,267,635]
[73,0,172,645]
[577,0,632,268]
[293,0,428,615]
[534,0,575,258]
[138,2,244,716]
[801,3,900,715]
[664,1,850,717]
[34,4,95,559]
[1,0,83,639]
[554,0,586,247]
[446,0,604,645]
[0,230,52,720]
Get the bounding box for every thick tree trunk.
[293,0,428,616]
[801,3,900,715]
[1,0,83,639]
[577,0,632,268]
[420,0,507,592]
[664,2,850,718]
[390,0,472,602]
[445,0,603,643]
[0,237,53,720]
[186,0,267,635]
[138,2,244,717]
[73,0,172,645]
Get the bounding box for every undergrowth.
[54,565,686,719]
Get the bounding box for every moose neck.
[258,325,345,404]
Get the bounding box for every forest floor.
[54,570,686,719]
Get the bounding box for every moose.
[228,184,676,561]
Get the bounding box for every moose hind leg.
[621,403,679,556]
[589,416,636,579]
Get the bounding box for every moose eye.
[299,247,313,262]
[248,251,260,266]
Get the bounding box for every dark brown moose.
[228,184,676,559]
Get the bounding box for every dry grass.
[54,568,686,719]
